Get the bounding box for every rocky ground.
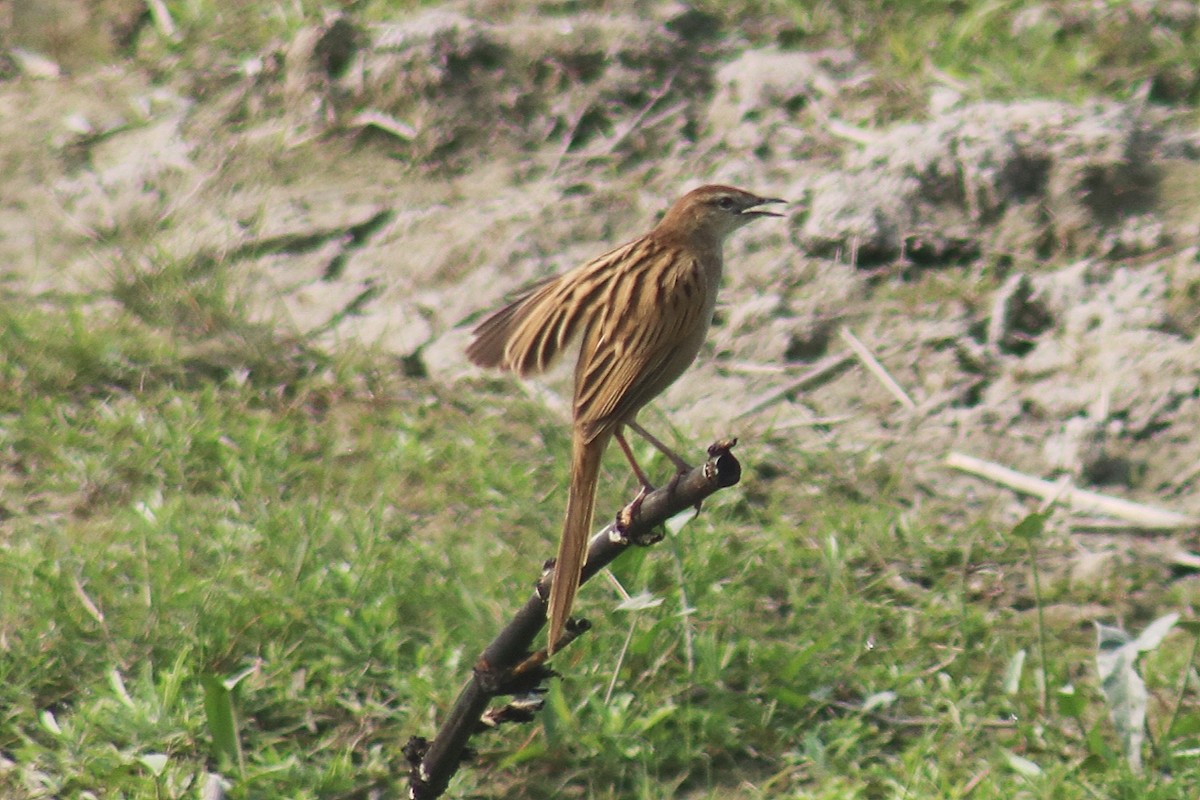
[4,1,1200,550]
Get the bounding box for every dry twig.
[945,452,1199,530]
[737,351,856,419]
[839,327,916,412]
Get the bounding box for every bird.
[466,184,785,652]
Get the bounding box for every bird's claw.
[617,484,652,532]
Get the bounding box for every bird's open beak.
[744,197,787,217]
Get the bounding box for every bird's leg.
[626,420,693,474]
[627,420,705,515]
[614,426,655,530]
[614,426,655,492]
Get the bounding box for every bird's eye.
[716,196,735,210]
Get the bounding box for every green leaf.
[39,710,62,736]
[1003,749,1043,777]
[220,663,258,692]
[541,680,571,745]
[615,591,664,612]
[1133,613,1178,652]
[138,753,169,777]
[633,702,677,733]
[497,740,547,769]
[1056,683,1085,717]
[770,686,811,710]
[201,674,243,774]
[1010,511,1049,542]
[1085,722,1118,764]
[1168,712,1200,738]
[861,690,897,712]
[108,669,135,710]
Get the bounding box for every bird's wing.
[465,239,646,377]
[574,247,708,439]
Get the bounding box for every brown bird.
[466,185,784,652]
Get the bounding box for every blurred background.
[2,2,1199,798]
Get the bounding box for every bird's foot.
[617,483,652,532]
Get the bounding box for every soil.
[4,3,1200,554]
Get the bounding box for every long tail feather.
[547,428,609,652]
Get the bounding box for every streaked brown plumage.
[467,185,784,652]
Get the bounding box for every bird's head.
[657,184,787,242]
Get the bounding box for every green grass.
[2,267,1198,798]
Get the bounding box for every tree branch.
[405,438,742,799]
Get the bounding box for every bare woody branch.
[405,439,743,800]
